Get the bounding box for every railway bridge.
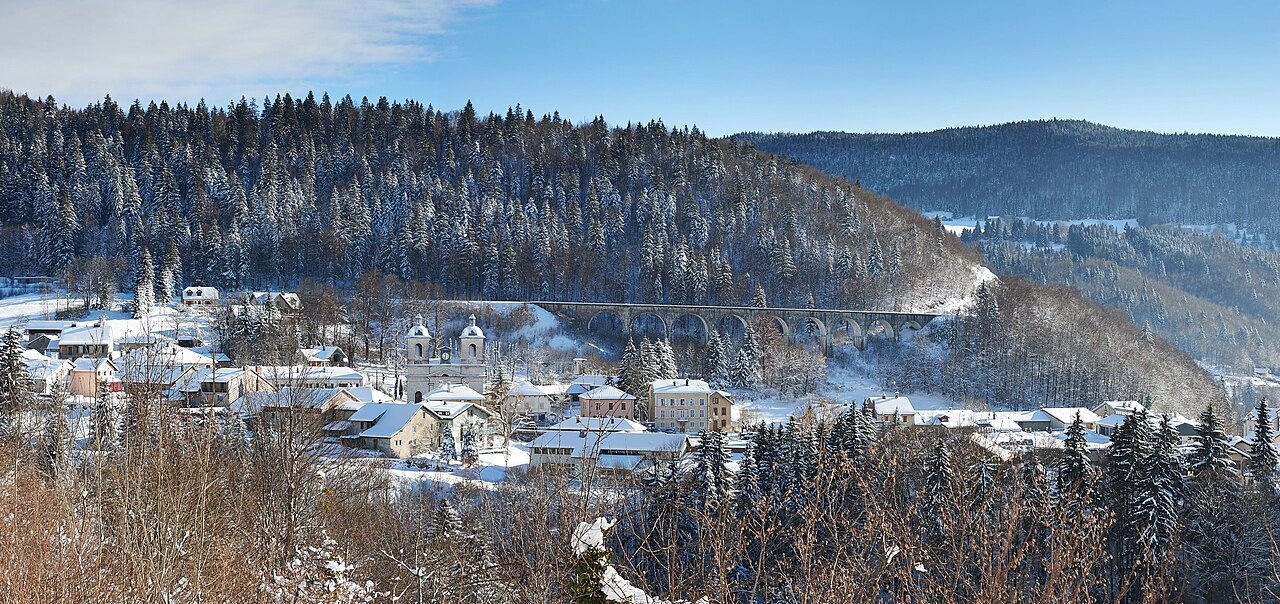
[531,301,942,355]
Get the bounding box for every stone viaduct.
[531,301,942,355]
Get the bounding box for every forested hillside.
[968,218,1280,370]
[737,120,1280,242]
[0,91,977,311]
[0,92,1225,414]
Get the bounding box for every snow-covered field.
[922,210,1139,234]
[0,292,83,327]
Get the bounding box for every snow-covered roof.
[871,396,916,416]
[459,314,485,339]
[119,342,212,367]
[239,389,350,412]
[508,380,549,397]
[182,286,219,300]
[530,430,686,458]
[300,346,344,362]
[424,383,485,402]
[253,365,365,386]
[579,385,636,401]
[24,355,70,380]
[350,403,431,439]
[571,375,610,387]
[407,314,430,338]
[58,323,113,346]
[426,400,491,419]
[547,416,647,433]
[118,364,193,386]
[25,320,74,333]
[341,386,393,403]
[539,383,569,396]
[917,409,979,429]
[1041,407,1102,425]
[1096,400,1146,415]
[1053,429,1111,448]
[72,357,115,372]
[182,368,250,390]
[250,291,301,308]
[651,378,712,395]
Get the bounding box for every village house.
[579,385,637,419]
[423,399,497,457]
[25,320,74,341]
[299,346,347,367]
[21,350,71,396]
[58,318,114,359]
[180,367,276,408]
[650,378,720,433]
[344,403,441,458]
[868,395,918,426]
[243,387,360,427]
[529,429,688,473]
[504,380,556,420]
[118,363,198,398]
[1091,400,1146,418]
[564,374,610,402]
[69,357,120,397]
[181,286,220,306]
[247,291,302,313]
[423,383,486,405]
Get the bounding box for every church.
[403,314,488,401]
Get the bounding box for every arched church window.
[415,343,423,357]
[468,343,477,357]
[414,391,423,403]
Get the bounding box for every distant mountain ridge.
[736,119,1280,239]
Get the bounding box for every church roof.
[407,314,430,338]
[460,314,485,339]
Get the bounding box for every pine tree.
[40,404,70,479]
[1249,397,1278,496]
[461,428,478,466]
[434,497,464,538]
[751,286,767,308]
[1104,409,1153,577]
[0,328,33,436]
[655,339,678,379]
[1056,412,1093,508]
[132,245,155,318]
[693,429,734,508]
[921,438,957,543]
[704,331,729,387]
[440,430,457,460]
[1138,415,1185,557]
[92,380,116,450]
[735,441,762,518]
[1188,403,1235,480]
[155,239,182,303]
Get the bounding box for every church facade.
[404,314,488,401]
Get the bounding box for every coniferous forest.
[0,90,1227,416]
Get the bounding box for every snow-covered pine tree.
[1105,409,1153,576]
[40,404,70,480]
[132,245,155,318]
[155,238,181,303]
[434,497,464,538]
[704,331,729,387]
[461,428,478,466]
[751,286,767,308]
[1249,397,1278,497]
[1056,412,1094,509]
[1188,403,1235,481]
[440,431,457,460]
[0,327,33,436]
[655,339,678,379]
[1137,415,1185,562]
[921,437,957,543]
[693,429,733,508]
[92,379,116,450]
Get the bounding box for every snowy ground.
[922,211,1139,234]
[0,292,83,327]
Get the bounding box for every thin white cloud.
[0,0,494,105]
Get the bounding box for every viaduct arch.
[535,301,943,355]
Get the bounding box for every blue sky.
[3,0,1278,136]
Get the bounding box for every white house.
[182,286,220,306]
[650,378,719,433]
[22,350,71,395]
[1092,400,1146,418]
[869,395,918,426]
[252,365,366,390]
[300,346,347,367]
[503,380,556,420]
